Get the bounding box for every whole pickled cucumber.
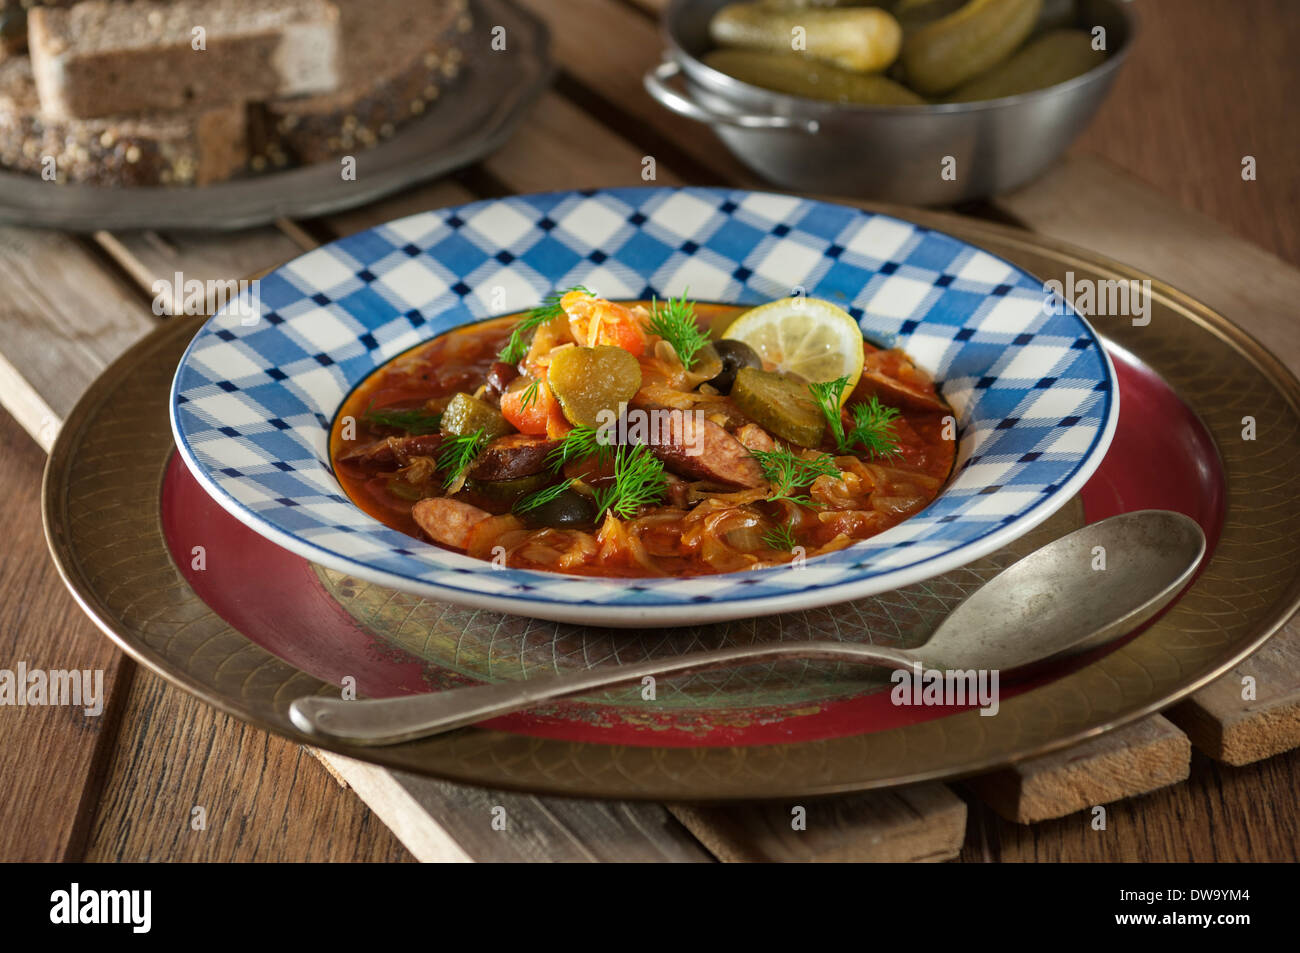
[901,0,1043,95]
[946,29,1105,101]
[892,0,967,34]
[1033,0,1077,34]
[704,49,926,105]
[710,2,903,74]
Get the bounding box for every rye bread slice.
[252,0,471,167]
[0,54,246,185]
[28,0,340,120]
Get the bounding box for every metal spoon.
[290,510,1205,746]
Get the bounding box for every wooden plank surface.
[0,228,154,449]
[1167,620,1300,765]
[996,155,1300,371]
[0,409,130,861]
[315,753,712,863]
[963,716,1191,825]
[82,668,410,862]
[669,785,967,863]
[1071,0,1300,269]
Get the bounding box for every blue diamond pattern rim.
[170,187,1118,628]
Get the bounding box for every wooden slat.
[315,753,712,863]
[515,0,759,185]
[1168,619,1300,765]
[82,669,411,861]
[1070,0,1300,269]
[94,228,306,314]
[0,409,131,861]
[995,155,1300,371]
[961,746,1300,862]
[669,785,967,863]
[483,90,685,191]
[0,227,155,448]
[963,716,1192,825]
[318,179,478,237]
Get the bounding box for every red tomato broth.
[331,302,956,577]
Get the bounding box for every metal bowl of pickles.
[645,0,1134,205]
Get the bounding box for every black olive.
[485,361,520,397]
[521,488,597,529]
[704,339,762,395]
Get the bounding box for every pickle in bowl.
[946,29,1107,102]
[709,2,903,74]
[703,49,926,105]
[901,0,1043,95]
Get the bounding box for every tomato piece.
[561,290,648,358]
[500,376,559,436]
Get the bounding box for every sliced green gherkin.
[440,392,512,439]
[731,367,826,448]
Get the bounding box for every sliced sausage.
[735,423,777,453]
[467,433,559,481]
[638,407,766,489]
[852,348,947,413]
[412,498,492,550]
[339,433,444,470]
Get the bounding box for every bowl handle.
[643,58,820,134]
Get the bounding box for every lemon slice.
[722,297,865,403]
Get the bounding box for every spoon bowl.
[921,509,1206,671]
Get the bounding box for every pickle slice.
[440,392,512,439]
[731,367,826,448]
[547,345,643,430]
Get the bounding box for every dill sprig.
[751,446,839,506]
[808,377,902,457]
[762,521,799,552]
[361,405,442,435]
[848,396,903,459]
[513,479,577,515]
[519,378,540,411]
[498,285,593,363]
[808,376,852,449]
[546,425,617,472]
[592,444,668,520]
[646,291,710,370]
[436,429,488,489]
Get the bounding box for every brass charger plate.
[43,214,1300,800]
[0,0,549,231]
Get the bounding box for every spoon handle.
[290,640,916,745]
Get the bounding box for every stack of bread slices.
[0,0,471,187]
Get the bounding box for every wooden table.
[3,0,1299,862]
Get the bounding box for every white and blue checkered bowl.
[171,188,1118,628]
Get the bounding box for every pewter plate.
[43,211,1300,800]
[0,0,549,232]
